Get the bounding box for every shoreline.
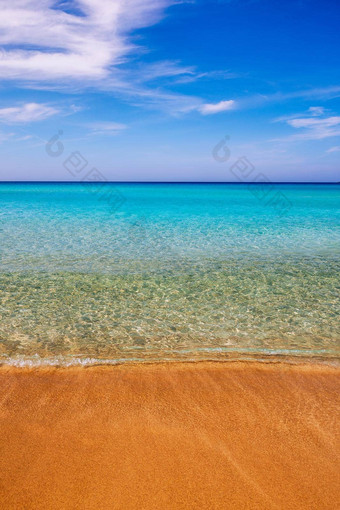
[1,350,339,369]
[2,356,340,373]
[1,360,339,509]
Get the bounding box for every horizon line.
[0,181,339,185]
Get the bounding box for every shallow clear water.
[0,183,339,365]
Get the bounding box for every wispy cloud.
[272,107,340,142]
[326,146,340,153]
[1,1,337,122]
[133,60,197,83]
[273,106,330,123]
[0,1,239,117]
[0,0,173,84]
[287,116,340,131]
[0,1,212,116]
[173,69,240,84]
[0,131,14,143]
[0,103,59,123]
[308,106,326,116]
[199,100,235,115]
[86,121,127,135]
[240,87,340,111]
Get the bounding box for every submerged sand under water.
[0,360,339,509]
[1,183,339,363]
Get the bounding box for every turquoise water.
[0,183,339,365]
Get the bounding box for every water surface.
[0,183,339,365]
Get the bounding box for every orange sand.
[0,361,339,509]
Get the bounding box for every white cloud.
[287,116,340,130]
[0,1,212,116]
[0,103,59,123]
[199,100,235,115]
[0,0,173,84]
[308,106,326,116]
[326,146,340,153]
[273,108,340,142]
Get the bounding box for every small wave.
[1,348,339,368]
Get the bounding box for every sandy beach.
[0,361,339,510]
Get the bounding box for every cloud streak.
[0,0,173,84]
[326,146,340,153]
[86,121,127,135]
[272,107,340,142]
[0,103,59,123]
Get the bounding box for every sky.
[0,0,339,182]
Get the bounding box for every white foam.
[1,348,339,368]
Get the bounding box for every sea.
[0,182,339,366]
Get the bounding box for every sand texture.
[0,361,339,509]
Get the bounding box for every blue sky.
[0,0,339,182]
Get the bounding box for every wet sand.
[0,361,339,509]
